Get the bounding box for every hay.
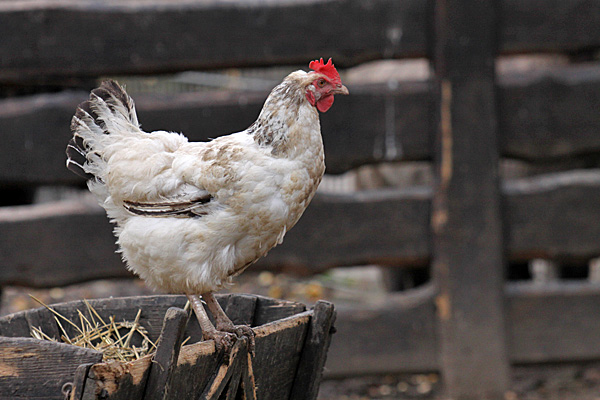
[29,296,157,362]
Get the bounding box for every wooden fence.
[1,0,600,398]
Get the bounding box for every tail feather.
[66,80,141,181]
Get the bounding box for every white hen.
[66,58,348,348]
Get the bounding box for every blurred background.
[1,0,600,398]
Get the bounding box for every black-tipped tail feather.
[66,80,139,181]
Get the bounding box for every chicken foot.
[202,292,256,355]
[186,294,237,352]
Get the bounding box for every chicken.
[65,58,348,350]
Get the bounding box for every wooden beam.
[289,301,336,400]
[0,83,432,184]
[2,65,600,185]
[431,0,510,397]
[0,337,103,399]
[143,307,188,400]
[0,0,599,82]
[324,282,600,377]
[1,171,600,288]
[504,170,600,261]
[0,0,426,82]
[325,284,438,377]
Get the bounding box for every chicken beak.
[334,84,349,95]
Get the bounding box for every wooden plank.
[0,83,431,185]
[223,294,257,326]
[324,282,600,377]
[200,339,246,399]
[0,336,102,399]
[263,188,431,271]
[2,169,600,288]
[142,307,188,400]
[431,0,510,397]
[500,0,600,55]
[70,363,95,400]
[0,0,598,82]
[498,64,600,161]
[1,65,600,186]
[24,306,61,341]
[504,170,600,261]
[252,312,311,400]
[169,341,222,399]
[252,296,306,326]
[0,310,30,337]
[82,354,153,400]
[289,301,336,400]
[507,282,600,363]
[324,284,438,377]
[0,0,426,82]
[0,198,129,287]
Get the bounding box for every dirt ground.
[2,275,600,400]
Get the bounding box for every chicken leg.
[202,292,255,355]
[187,294,237,351]
[186,293,255,355]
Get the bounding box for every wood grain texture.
[0,337,102,400]
[0,0,598,81]
[1,65,599,186]
[324,282,600,376]
[325,284,438,377]
[142,307,187,400]
[0,0,426,82]
[2,169,600,288]
[289,301,336,400]
[252,312,311,400]
[432,0,510,396]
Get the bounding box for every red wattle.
[316,95,334,112]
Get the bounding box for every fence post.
[431,0,510,398]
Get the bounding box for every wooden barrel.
[0,294,335,400]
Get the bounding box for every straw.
[29,295,157,362]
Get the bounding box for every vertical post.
[431,0,510,398]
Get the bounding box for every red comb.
[309,58,341,85]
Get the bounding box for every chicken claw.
[216,322,256,356]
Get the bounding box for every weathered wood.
[70,363,95,400]
[289,301,336,400]
[498,64,600,161]
[0,310,31,337]
[0,336,102,399]
[0,199,130,287]
[432,0,510,397]
[1,65,600,185]
[252,312,311,400]
[252,295,306,326]
[142,307,188,400]
[169,341,221,399]
[324,282,600,376]
[0,0,598,81]
[325,284,438,377]
[504,170,600,261]
[82,354,153,400]
[0,0,426,82]
[507,282,600,363]
[24,306,60,341]
[501,0,600,55]
[240,351,257,400]
[0,295,326,398]
[2,170,600,288]
[222,294,257,326]
[200,339,247,400]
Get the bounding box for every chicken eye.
[317,79,327,87]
